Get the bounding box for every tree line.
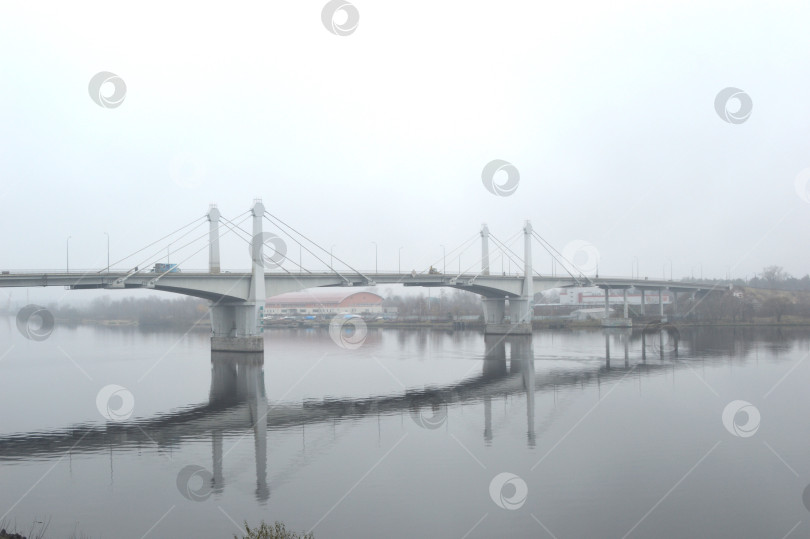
[382,289,481,318]
[51,296,209,327]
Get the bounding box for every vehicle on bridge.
[152,263,180,273]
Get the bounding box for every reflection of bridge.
[0,201,723,350]
[0,337,538,461]
[0,331,732,503]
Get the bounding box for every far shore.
[29,316,810,331]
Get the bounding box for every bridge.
[0,200,724,351]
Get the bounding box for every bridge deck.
[0,271,725,303]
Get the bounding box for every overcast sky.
[3,1,810,304]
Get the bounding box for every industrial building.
[265,289,384,316]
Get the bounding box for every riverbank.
[51,317,211,331]
[0,519,311,539]
[268,317,810,330]
[553,316,810,329]
[43,316,810,332]
[0,518,48,539]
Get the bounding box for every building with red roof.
[265,289,384,316]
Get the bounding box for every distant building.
[559,287,672,306]
[265,289,384,316]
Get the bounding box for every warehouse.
[265,289,384,316]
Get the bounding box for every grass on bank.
[0,517,49,539]
[236,521,313,539]
[1,518,311,539]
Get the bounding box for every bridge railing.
[0,270,723,289]
[0,268,212,275]
[0,269,591,279]
[0,269,124,274]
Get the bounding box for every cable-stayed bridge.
[0,200,724,350]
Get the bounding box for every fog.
[2,1,810,304]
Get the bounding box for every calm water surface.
[2,318,810,538]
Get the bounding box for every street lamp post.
[666,257,673,281]
[104,232,110,273]
[372,241,378,274]
[330,244,335,269]
[398,246,403,274]
[66,236,71,273]
[632,256,638,279]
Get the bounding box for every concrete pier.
[209,200,267,352]
[484,322,531,335]
[211,335,264,353]
[484,220,534,336]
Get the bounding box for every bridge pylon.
[210,200,266,353]
[483,220,533,336]
[481,223,490,276]
[208,204,221,274]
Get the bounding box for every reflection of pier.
[208,352,268,501]
[483,335,535,447]
[602,324,680,368]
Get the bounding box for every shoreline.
[41,318,810,330]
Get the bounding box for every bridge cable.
[132,219,213,273]
[488,232,527,275]
[445,233,486,279]
[420,231,480,276]
[490,231,555,281]
[218,213,312,275]
[149,213,254,280]
[263,211,368,283]
[530,230,589,285]
[489,232,556,282]
[115,219,211,281]
[262,210,356,275]
[530,230,589,286]
[261,213,340,276]
[217,213,255,246]
[219,212,318,274]
[103,214,208,272]
[132,211,250,280]
[458,229,517,279]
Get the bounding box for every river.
[1,321,809,538]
